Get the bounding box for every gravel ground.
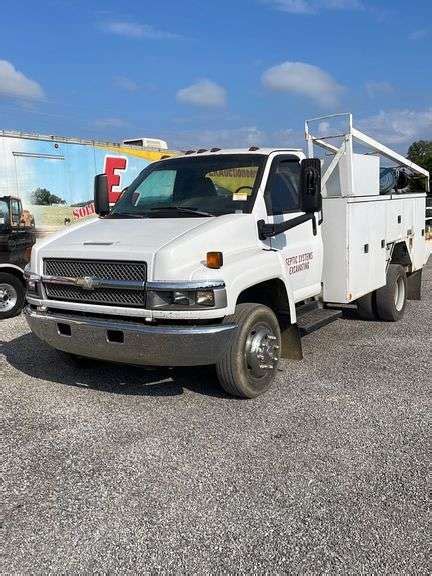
[2,261,431,574]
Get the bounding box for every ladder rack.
[305,113,430,194]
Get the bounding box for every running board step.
[297,308,342,336]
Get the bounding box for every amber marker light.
[206,251,223,269]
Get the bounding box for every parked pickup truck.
[0,196,35,319]
[24,114,430,398]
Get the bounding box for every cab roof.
[161,146,304,161]
[178,147,303,157]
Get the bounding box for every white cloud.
[113,76,139,92]
[167,126,298,150]
[358,109,432,146]
[100,21,179,39]
[266,0,314,13]
[318,121,331,135]
[113,77,158,93]
[408,29,428,41]
[263,0,363,14]
[93,117,129,129]
[177,80,227,108]
[0,60,44,100]
[366,81,394,98]
[323,0,363,8]
[262,61,344,108]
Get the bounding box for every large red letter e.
[104,156,127,203]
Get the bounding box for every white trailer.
[24,114,430,398]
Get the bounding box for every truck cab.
[24,115,429,398]
[0,196,35,319]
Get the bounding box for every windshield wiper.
[108,212,148,219]
[149,206,214,217]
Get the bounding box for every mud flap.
[407,269,422,300]
[279,314,303,360]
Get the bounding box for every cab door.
[8,199,33,268]
[0,199,11,265]
[264,154,323,302]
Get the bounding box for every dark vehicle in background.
[0,196,35,319]
[427,196,432,240]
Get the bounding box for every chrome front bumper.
[24,307,237,366]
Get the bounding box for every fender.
[0,263,25,278]
[220,249,297,323]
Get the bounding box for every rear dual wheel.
[216,303,281,399]
[376,264,407,321]
[356,264,407,322]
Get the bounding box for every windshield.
[110,154,266,218]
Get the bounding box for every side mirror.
[300,158,322,213]
[94,173,110,216]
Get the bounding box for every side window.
[265,159,301,215]
[10,200,22,227]
[0,200,9,228]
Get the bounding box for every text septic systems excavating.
[286,252,313,274]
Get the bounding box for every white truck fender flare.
[225,250,297,323]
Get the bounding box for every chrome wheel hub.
[245,323,279,378]
[0,283,18,313]
[394,276,405,312]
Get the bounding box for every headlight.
[196,290,215,306]
[145,282,226,310]
[147,289,215,309]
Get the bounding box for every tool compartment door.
[347,199,386,300]
[412,195,426,269]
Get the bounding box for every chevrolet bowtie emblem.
[76,276,97,291]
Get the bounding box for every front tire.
[216,303,281,399]
[375,264,407,321]
[0,272,25,320]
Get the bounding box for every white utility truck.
[24,114,430,398]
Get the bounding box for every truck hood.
[33,213,260,281]
[33,217,211,274]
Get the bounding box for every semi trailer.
[0,129,175,318]
[24,114,430,398]
[0,129,176,238]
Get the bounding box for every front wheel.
[0,272,25,320]
[216,303,281,398]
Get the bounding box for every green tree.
[407,140,432,193]
[30,188,66,205]
[407,140,432,175]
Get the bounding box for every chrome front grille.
[44,285,145,307]
[43,258,147,308]
[44,259,147,281]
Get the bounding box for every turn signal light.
[206,252,223,269]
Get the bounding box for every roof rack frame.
[305,113,430,193]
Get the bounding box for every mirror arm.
[258,212,317,240]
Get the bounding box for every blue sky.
[0,0,431,152]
